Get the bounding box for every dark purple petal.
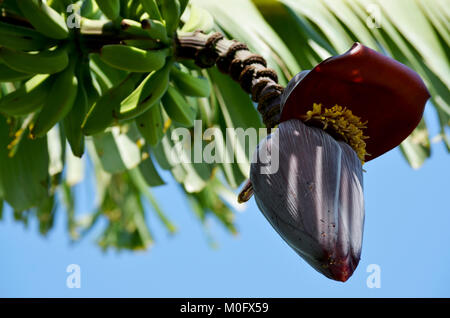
[250,119,364,282]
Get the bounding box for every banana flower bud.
[248,43,430,282]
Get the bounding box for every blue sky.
[1,103,449,297]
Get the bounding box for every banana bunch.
[0,47,69,75]
[0,0,71,79]
[0,2,80,157]
[0,0,216,160]
[16,0,69,40]
[0,0,239,248]
[30,58,78,139]
[0,74,53,116]
[0,21,54,51]
[99,45,170,72]
[0,63,33,82]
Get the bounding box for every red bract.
[280,43,430,161]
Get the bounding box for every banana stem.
[175,31,286,203]
[79,18,165,52]
[1,14,283,126]
[175,30,284,129]
[79,18,116,35]
[0,14,167,53]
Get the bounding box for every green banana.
[118,60,173,120]
[161,84,197,127]
[122,39,159,50]
[89,57,115,92]
[99,45,169,73]
[0,74,53,116]
[139,0,163,21]
[160,0,181,36]
[95,0,121,20]
[120,18,149,37]
[89,53,128,87]
[16,0,69,40]
[122,18,169,43]
[136,101,164,146]
[30,61,78,139]
[0,21,53,51]
[82,73,142,136]
[0,47,69,74]
[81,0,103,19]
[140,18,170,43]
[63,66,89,158]
[125,0,141,20]
[0,63,33,82]
[170,66,210,97]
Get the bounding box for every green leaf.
[36,194,56,235]
[321,0,379,49]
[417,0,450,48]
[86,139,112,207]
[208,67,261,181]
[185,182,237,234]
[128,168,176,234]
[97,182,153,251]
[93,126,142,173]
[138,150,166,187]
[47,125,65,178]
[0,115,49,211]
[165,123,214,192]
[152,132,178,170]
[281,0,353,53]
[65,149,85,187]
[376,0,450,89]
[180,5,214,33]
[399,119,431,169]
[61,182,78,240]
[254,0,324,70]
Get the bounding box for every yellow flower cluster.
[303,103,369,163]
